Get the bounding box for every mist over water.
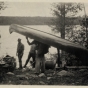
[0,25,57,67]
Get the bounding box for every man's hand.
[26,36,28,40]
[16,53,18,56]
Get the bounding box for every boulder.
[57,70,74,76]
[39,81,46,85]
[30,74,38,78]
[39,73,46,77]
[6,72,14,75]
[79,69,87,72]
[21,81,29,85]
[47,77,52,80]
[16,75,27,80]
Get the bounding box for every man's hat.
[18,38,21,41]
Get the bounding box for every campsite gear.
[45,59,56,69]
[0,55,16,81]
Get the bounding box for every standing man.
[23,37,37,68]
[25,37,50,75]
[16,38,24,69]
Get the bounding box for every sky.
[0,1,88,17]
[0,2,53,17]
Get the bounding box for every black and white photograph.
[0,0,88,85]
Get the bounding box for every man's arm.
[16,44,18,56]
[26,36,37,45]
[22,44,24,54]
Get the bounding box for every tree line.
[0,16,81,25]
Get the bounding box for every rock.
[22,67,30,72]
[47,73,53,76]
[21,81,29,85]
[71,83,75,85]
[39,81,46,85]
[6,72,14,75]
[0,61,5,64]
[16,75,25,77]
[30,74,38,78]
[53,71,56,75]
[57,70,74,76]
[25,77,29,80]
[30,74,34,78]
[38,73,46,77]
[22,68,26,72]
[9,80,11,83]
[3,64,9,67]
[25,73,30,76]
[30,68,35,71]
[47,77,52,80]
[16,75,27,80]
[79,69,87,72]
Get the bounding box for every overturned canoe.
[9,24,88,63]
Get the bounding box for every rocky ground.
[0,67,88,85]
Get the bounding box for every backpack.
[36,41,50,54]
[42,44,50,54]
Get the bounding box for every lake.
[0,25,57,67]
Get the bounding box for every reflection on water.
[0,25,57,67]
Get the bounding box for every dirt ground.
[0,67,88,85]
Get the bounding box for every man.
[23,37,37,68]
[16,38,24,69]
[25,37,50,75]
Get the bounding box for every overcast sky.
[0,2,88,17]
[0,2,52,17]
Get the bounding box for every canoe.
[9,24,88,64]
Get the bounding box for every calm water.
[0,25,57,67]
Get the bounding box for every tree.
[0,2,7,12]
[51,3,83,67]
[0,2,7,49]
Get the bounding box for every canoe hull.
[9,24,88,63]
